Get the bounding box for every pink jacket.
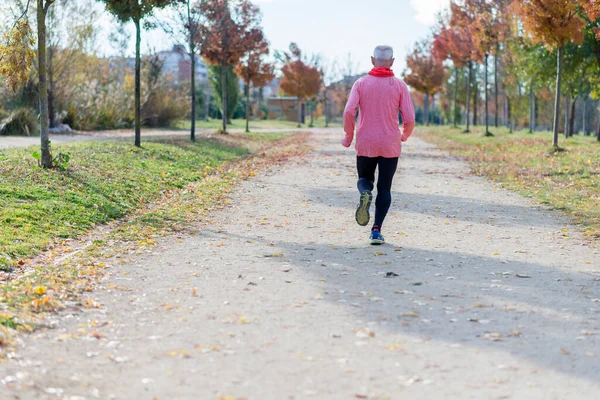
[342,75,416,158]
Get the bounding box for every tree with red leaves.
[403,40,446,126]
[199,0,264,134]
[448,0,483,132]
[279,43,322,127]
[235,38,275,133]
[432,12,472,127]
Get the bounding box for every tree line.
[402,0,600,147]
[0,0,333,169]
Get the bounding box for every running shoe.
[370,230,385,245]
[355,191,373,226]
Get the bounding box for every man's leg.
[355,156,378,226]
[373,157,399,229]
[357,156,377,193]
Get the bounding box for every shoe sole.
[370,238,385,245]
[355,192,372,226]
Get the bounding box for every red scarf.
[368,67,395,77]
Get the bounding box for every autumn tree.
[162,0,204,141]
[403,39,445,126]
[433,12,471,127]
[279,43,322,128]
[200,0,264,134]
[448,0,482,132]
[467,0,507,135]
[512,0,584,148]
[99,0,175,147]
[235,37,274,133]
[578,0,600,141]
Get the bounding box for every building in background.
[157,45,208,85]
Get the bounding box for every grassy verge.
[0,132,310,349]
[174,117,342,131]
[420,125,600,239]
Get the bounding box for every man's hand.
[341,138,352,148]
[401,134,409,142]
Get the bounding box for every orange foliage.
[403,41,445,96]
[235,38,275,89]
[200,0,264,67]
[279,44,322,101]
[579,0,600,40]
[511,0,584,49]
[432,24,472,67]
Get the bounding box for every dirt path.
[1,129,600,400]
[0,128,295,149]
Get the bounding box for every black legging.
[356,156,399,228]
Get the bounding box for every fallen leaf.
[400,312,420,317]
[516,274,531,278]
[561,347,570,355]
[385,272,399,278]
[192,288,198,297]
[386,344,405,351]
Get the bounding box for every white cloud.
[410,0,449,26]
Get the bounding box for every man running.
[342,45,416,245]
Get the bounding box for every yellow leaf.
[400,311,419,317]
[386,344,405,351]
[33,286,46,295]
[192,288,198,297]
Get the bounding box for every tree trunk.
[296,98,302,128]
[597,119,600,142]
[564,94,570,138]
[529,83,534,133]
[552,46,563,148]
[453,67,459,128]
[568,96,576,138]
[221,59,228,134]
[324,90,329,128]
[188,0,196,141]
[245,80,250,133]
[484,53,490,136]
[507,96,512,133]
[37,1,52,168]
[190,52,196,141]
[205,87,210,121]
[309,101,314,127]
[494,52,499,128]
[473,72,478,126]
[47,44,56,129]
[465,62,472,133]
[134,18,141,147]
[424,92,430,126]
[583,95,589,136]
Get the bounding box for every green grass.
[0,135,279,269]
[174,117,341,131]
[420,125,600,238]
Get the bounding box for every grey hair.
[373,45,394,61]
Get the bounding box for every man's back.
[343,75,415,158]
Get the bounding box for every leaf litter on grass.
[0,132,311,356]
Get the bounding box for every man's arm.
[399,81,416,142]
[342,81,360,147]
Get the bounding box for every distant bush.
[0,108,39,136]
[142,88,188,128]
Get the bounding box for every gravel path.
[1,129,600,400]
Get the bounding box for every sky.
[96,0,450,76]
